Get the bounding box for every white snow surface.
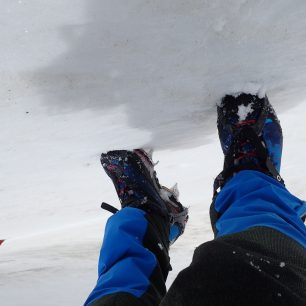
[1,1,306,305]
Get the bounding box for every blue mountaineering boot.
[214,93,284,194]
[101,149,189,244]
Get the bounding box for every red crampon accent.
[236,119,256,126]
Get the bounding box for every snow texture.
[237,103,254,121]
[1,1,306,305]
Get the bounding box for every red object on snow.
[0,240,5,246]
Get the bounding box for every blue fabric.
[84,208,157,306]
[169,224,180,245]
[262,118,283,172]
[215,170,306,248]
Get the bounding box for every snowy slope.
[1,1,306,305]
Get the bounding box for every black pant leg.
[161,227,306,306]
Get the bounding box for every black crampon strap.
[101,202,119,214]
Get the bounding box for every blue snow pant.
[84,171,306,306]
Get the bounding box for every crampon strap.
[101,202,119,214]
[214,126,284,196]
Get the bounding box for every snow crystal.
[249,261,261,272]
[260,258,271,264]
[160,185,180,202]
[280,262,286,268]
[237,103,253,121]
[159,188,171,202]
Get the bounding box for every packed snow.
[237,103,254,121]
[1,1,306,305]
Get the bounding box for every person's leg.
[85,94,306,306]
[84,150,188,306]
[84,208,170,306]
[161,94,306,305]
[161,171,306,306]
[212,170,306,245]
